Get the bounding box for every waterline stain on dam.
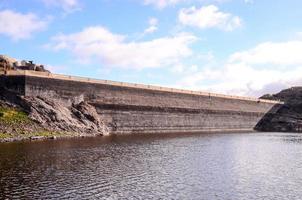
[0,70,282,134]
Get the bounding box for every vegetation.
[0,107,68,141]
[0,133,10,139]
[0,107,30,124]
[0,130,71,141]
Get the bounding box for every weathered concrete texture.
[23,76,276,110]
[96,107,265,133]
[0,75,25,96]
[0,73,281,134]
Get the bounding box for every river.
[0,132,302,199]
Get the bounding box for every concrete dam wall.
[0,70,282,134]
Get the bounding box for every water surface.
[1,132,302,199]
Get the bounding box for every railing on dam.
[2,70,282,104]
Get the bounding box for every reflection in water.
[1,132,302,199]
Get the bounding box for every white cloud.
[42,0,81,13]
[143,17,159,34]
[176,63,302,97]
[175,40,302,97]
[244,0,253,4]
[143,0,185,9]
[178,5,242,31]
[142,0,231,9]
[46,64,69,74]
[48,26,197,69]
[0,10,49,41]
[229,41,302,66]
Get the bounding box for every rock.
[0,55,17,64]
[0,84,109,137]
[35,65,46,72]
[257,87,302,132]
[260,87,302,104]
[49,136,57,140]
[20,96,109,135]
[30,136,45,140]
[0,56,14,71]
[0,55,50,73]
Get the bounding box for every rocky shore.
[0,87,109,142]
[256,87,302,132]
[0,55,110,142]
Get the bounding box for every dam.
[0,70,282,134]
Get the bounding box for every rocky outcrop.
[0,55,49,73]
[0,55,14,71]
[21,96,109,135]
[0,87,109,137]
[256,87,302,132]
[0,54,108,137]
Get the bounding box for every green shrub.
[0,107,30,124]
[0,133,10,139]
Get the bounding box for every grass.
[30,131,67,137]
[0,131,71,141]
[0,107,30,124]
[0,133,10,139]
[17,131,67,140]
[0,107,73,141]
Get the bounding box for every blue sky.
[1,0,302,97]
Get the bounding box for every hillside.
[257,87,302,132]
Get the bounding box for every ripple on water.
[1,132,302,199]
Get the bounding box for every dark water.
[1,132,302,200]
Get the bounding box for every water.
[0,132,302,200]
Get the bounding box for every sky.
[1,0,302,97]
